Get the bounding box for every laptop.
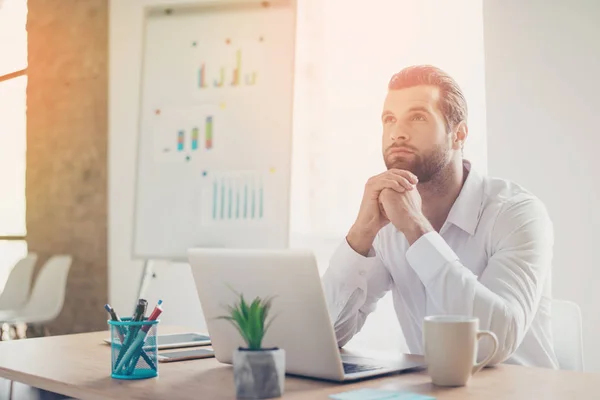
[187,248,424,382]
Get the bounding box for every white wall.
[484,0,600,371]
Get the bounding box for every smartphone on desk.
[157,348,215,363]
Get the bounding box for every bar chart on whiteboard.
[192,38,264,98]
[197,48,259,89]
[200,170,277,225]
[152,105,219,163]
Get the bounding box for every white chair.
[0,253,37,311]
[0,255,72,329]
[551,299,584,371]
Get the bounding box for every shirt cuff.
[405,231,459,284]
[328,238,379,280]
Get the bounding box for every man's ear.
[452,121,468,151]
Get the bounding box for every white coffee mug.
[423,315,499,386]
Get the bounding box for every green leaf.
[219,289,278,350]
[248,298,263,349]
[240,295,249,320]
[231,308,252,347]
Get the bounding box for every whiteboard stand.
[135,259,156,302]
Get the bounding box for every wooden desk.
[0,328,597,400]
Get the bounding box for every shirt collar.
[444,160,485,236]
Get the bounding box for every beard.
[384,143,450,183]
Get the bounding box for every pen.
[114,299,148,373]
[105,304,126,343]
[119,300,163,374]
[127,299,148,342]
[132,299,148,324]
[142,299,163,333]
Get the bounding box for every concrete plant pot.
[233,347,285,399]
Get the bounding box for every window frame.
[0,68,26,83]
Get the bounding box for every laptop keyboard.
[343,362,384,375]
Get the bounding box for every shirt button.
[359,270,366,276]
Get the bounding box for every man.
[322,65,558,369]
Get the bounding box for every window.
[0,0,28,291]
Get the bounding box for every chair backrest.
[21,255,73,324]
[551,299,584,371]
[0,253,38,311]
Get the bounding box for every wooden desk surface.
[0,327,597,400]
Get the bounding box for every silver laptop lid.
[188,248,345,381]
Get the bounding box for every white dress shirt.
[322,160,558,369]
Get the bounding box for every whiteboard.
[133,1,296,260]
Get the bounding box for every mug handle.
[472,330,499,375]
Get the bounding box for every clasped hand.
[374,170,425,234]
[349,169,433,253]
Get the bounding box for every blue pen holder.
[108,317,159,380]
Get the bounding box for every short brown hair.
[388,65,467,132]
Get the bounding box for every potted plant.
[220,294,285,399]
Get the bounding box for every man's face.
[381,85,453,182]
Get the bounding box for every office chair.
[0,253,37,311]
[551,299,584,371]
[0,255,72,336]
